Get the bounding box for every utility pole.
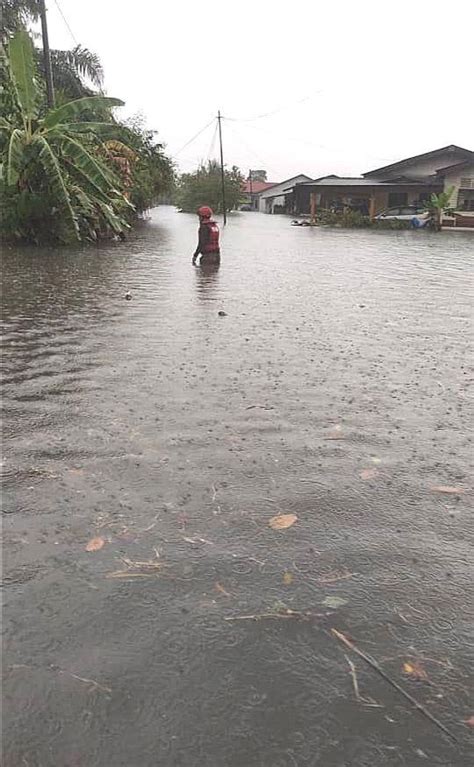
[217,111,227,225]
[38,0,55,108]
[249,169,253,209]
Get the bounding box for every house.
[258,174,312,213]
[435,159,474,228]
[291,145,474,225]
[241,179,277,210]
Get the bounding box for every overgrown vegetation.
[1,15,175,245]
[317,210,370,228]
[423,187,455,231]
[176,161,244,213]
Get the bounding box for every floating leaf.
[85,536,105,552]
[360,468,378,480]
[215,582,231,597]
[431,485,465,494]
[283,571,294,585]
[323,596,348,609]
[269,513,297,530]
[371,457,382,465]
[403,661,428,680]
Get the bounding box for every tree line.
[1,3,245,245]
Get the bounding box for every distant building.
[290,145,474,228]
[241,179,277,210]
[258,174,312,214]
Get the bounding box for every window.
[388,192,408,207]
[460,177,474,189]
[458,191,474,211]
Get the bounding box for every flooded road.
[2,208,473,766]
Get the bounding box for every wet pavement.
[2,208,473,766]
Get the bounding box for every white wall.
[443,163,474,209]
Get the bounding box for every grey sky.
[40,0,473,181]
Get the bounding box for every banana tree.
[2,30,132,243]
[423,186,455,231]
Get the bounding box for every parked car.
[375,205,430,222]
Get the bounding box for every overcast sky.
[38,0,473,181]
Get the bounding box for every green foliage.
[176,160,244,213]
[111,114,176,212]
[8,29,37,121]
[1,31,130,244]
[1,0,39,40]
[371,218,412,230]
[317,210,370,228]
[1,30,175,244]
[423,186,455,230]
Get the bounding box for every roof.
[293,176,431,188]
[435,159,474,175]
[259,174,312,198]
[241,180,277,194]
[364,145,474,178]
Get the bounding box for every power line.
[53,0,78,46]
[224,89,323,123]
[223,120,278,177]
[172,117,215,158]
[205,119,218,163]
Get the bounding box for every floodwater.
[2,208,473,766]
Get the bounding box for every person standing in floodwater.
[192,206,221,266]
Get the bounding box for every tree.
[37,45,104,102]
[424,187,455,231]
[1,0,39,41]
[1,30,132,243]
[176,161,244,213]
[119,114,176,212]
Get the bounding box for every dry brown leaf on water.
[269,513,298,530]
[464,715,474,727]
[360,468,378,481]
[431,485,465,495]
[68,468,85,476]
[283,571,294,585]
[85,536,105,552]
[403,661,428,681]
[215,582,231,597]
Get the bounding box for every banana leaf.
[43,96,124,130]
[8,31,37,121]
[32,134,79,240]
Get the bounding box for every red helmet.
[197,206,213,219]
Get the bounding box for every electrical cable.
[205,119,218,163]
[224,89,323,123]
[222,120,282,177]
[53,0,78,46]
[172,117,216,158]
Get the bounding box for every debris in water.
[463,715,474,727]
[403,661,429,681]
[360,468,378,480]
[215,582,231,597]
[344,655,382,707]
[323,596,348,609]
[283,571,294,585]
[431,485,465,494]
[331,629,457,742]
[125,291,132,300]
[85,536,105,552]
[218,310,227,316]
[269,513,298,530]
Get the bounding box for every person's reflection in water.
[194,261,220,302]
